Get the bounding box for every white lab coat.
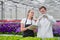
[36,14,56,38]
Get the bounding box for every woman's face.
[28,10,34,17]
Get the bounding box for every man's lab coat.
[36,14,56,38]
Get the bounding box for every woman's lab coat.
[36,14,56,38]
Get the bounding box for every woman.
[21,9,36,37]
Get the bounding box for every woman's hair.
[27,9,33,20]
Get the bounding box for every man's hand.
[43,14,48,19]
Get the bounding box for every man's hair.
[39,6,47,10]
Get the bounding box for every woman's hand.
[26,25,37,30]
[21,23,28,32]
[33,29,37,33]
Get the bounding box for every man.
[36,6,56,38]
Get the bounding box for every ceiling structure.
[9,0,60,20]
[0,0,60,20]
[0,0,60,8]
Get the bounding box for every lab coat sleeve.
[36,14,44,26]
[47,16,56,24]
[36,16,42,26]
[43,16,56,36]
[36,19,39,26]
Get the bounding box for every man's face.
[40,8,46,14]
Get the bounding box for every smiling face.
[40,8,46,14]
[39,6,47,14]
